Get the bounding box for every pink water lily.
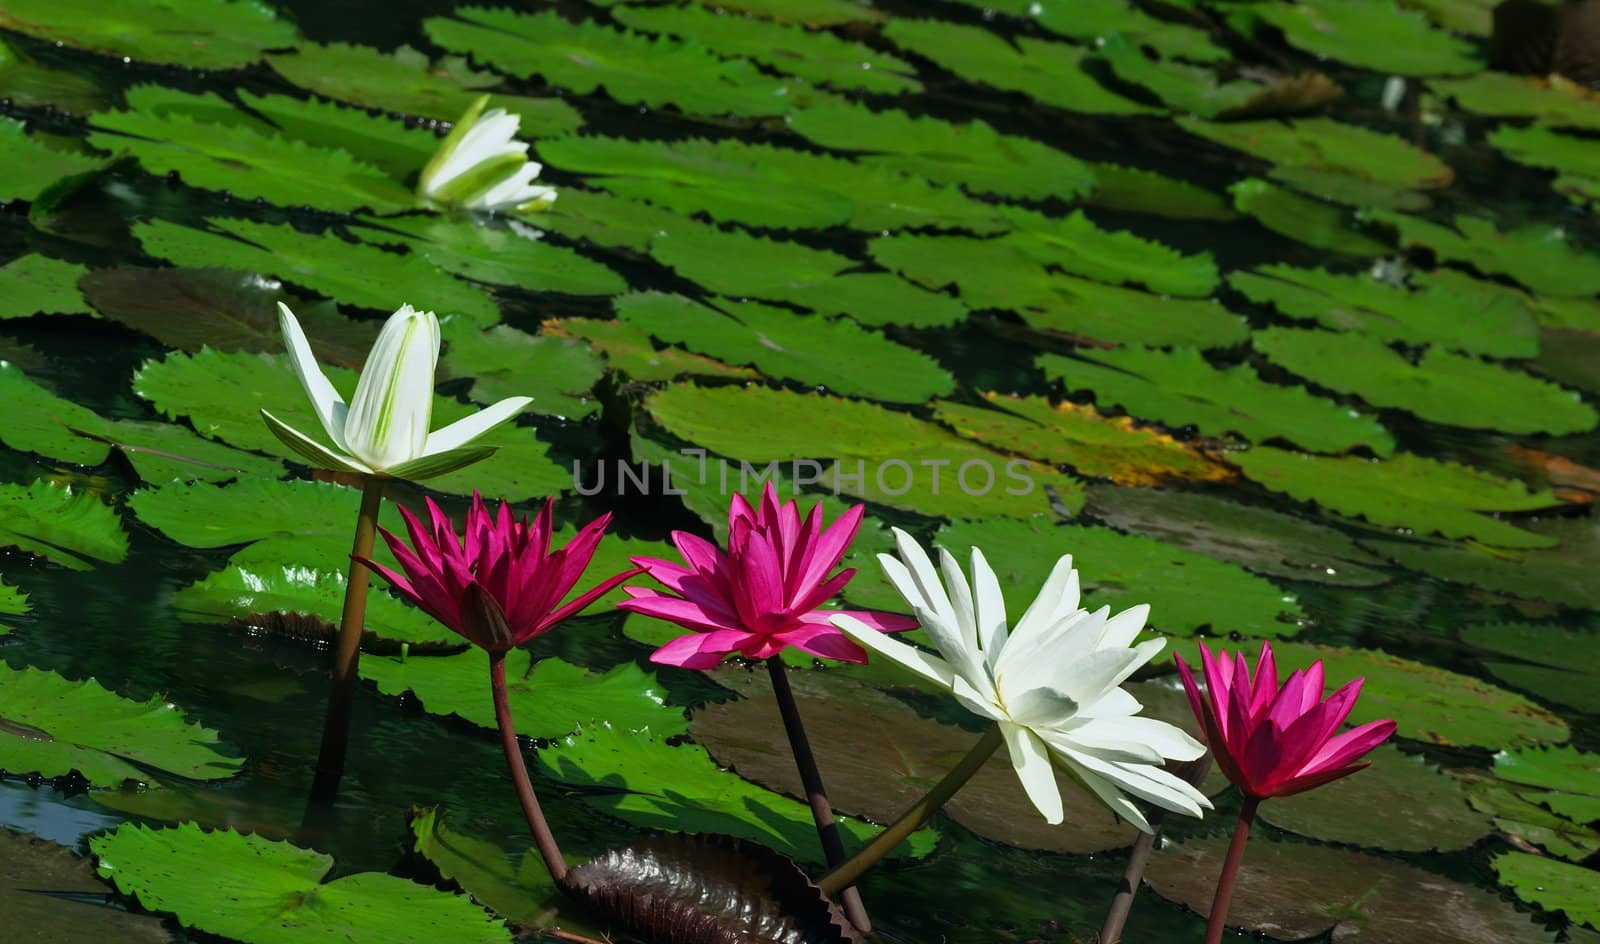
[1175,640,1396,800]
[358,493,639,652]
[616,484,918,669]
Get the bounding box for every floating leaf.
[1148,834,1554,943]
[933,395,1231,486]
[0,117,104,203]
[408,807,571,931]
[1084,163,1236,221]
[1364,529,1599,609]
[230,90,440,179]
[1366,210,1600,297]
[0,0,297,69]
[0,664,241,786]
[544,317,757,383]
[675,0,880,25]
[1269,164,1429,211]
[0,481,127,570]
[0,579,29,619]
[1468,778,1600,862]
[788,102,1097,200]
[100,420,283,485]
[939,516,1304,638]
[0,254,91,319]
[128,479,399,551]
[1231,447,1563,549]
[1494,745,1600,809]
[1489,124,1600,209]
[133,218,501,327]
[363,215,628,297]
[1229,264,1540,357]
[1260,744,1492,851]
[1250,0,1481,75]
[1430,71,1600,129]
[617,292,954,403]
[1083,484,1390,587]
[883,18,1157,115]
[440,323,604,420]
[944,0,1227,59]
[615,4,919,93]
[1462,622,1600,712]
[1493,852,1599,930]
[1231,178,1391,256]
[91,823,511,944]
[1178,116,1454,189]
[1037,347,1395,455]
[360,651,685,739]
[0,362,112,465]
[538,724,937,865]
[0,36,108,114]
[425,7,827,118]
[1002,208,1221,298]
[1253,327,1597,435]
[1095,35,1264,117]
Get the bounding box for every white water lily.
[260,302,531,480]
[417,95,557,213]
[831,529,1211,832]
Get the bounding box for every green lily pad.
[133,218,501,327]
[1231,447,1563,549]
[91,823,511,944]
[787,102,1097,200]
[100,420,283,485]
[1363,530,1599,609]
[1094,35,1267,117]
[1269,164,1432,212]
[1260,744,1493,851]
[1178,116,1455,189]
[1430,72,1600,130]
[1171,639,1569,748]
[363,216,628,297]
[128,479,400,551]
[362,650,684,739]
[1003,208,1220,297]
[1495,746,1600,808]
[228,90,439,180]
[617,292,954,403]
[872,234,1247,348]
[883,18,1157,116]
[1365,210,1600,297]
[0,36,109,114]
[88,88,414,214]
[421,422,571,504]
[0,254,91,319]
[544,317,757,383]
[0,664,241,786]
[0,830,172,944]
[1037,347,1396,456]
[0,579,30,619]
[1493,852,1599,930]
[441,323,604,420]
[0,0,296,69]
[1468,778,1600,862]
[537,724,937,865]
[1462,623,1600,712]
[264,42,582,134]
[1083,484,1391,587]
[1229,264,1540,357]
[939,516,1304,638]
[676,0,880,25]
[0,361,112,465]
[408,807,569,930]
[615,4,919,94]
[522,187,700,250]
[1084,162,1237,221]
[932,395,1232,486]
[944,0,1228,59]
[1148,834,1555,943]
[0,481,127,570]
[1251,0,1481,76]
[0,117,104,204]
[1253,327,1597,435]
[1231,178,1391,256]
[425,7,828,118]
[1489,124,1600,210]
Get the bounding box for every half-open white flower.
[260,302,531,480]
[417,95,557,213]
[831,529,1211,832]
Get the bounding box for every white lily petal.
[1042,727,1164,766]
[1001,722,1063,825]
[991,607,1109,699]
[384,444,499,481]
[422,396,533,456]
[951,673,1006,722]
[876,552,927,613]
[1097,604,1150,652]
[936,548,980,664]
[1064,716,1206,763]
[427,110,527,193]
[830,613,956,689]
[969,546,1009,669]
[1004,685,1080,728]
[890,527,958,629]
[259,409,369,474]
[1055,754,1153,833]
[1075,686,1143,719]
[275,302,348,447]
[471,163,553,212]
[342,305,440,470]
[1054,745,1211,819]
[1010,553,1078,646]
[1003,647,1137,713]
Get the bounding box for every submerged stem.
[1203,796,1261,944]
[490,650,568,883]
[818,724,1003,897]
[309,475,385,800]
[765,658,871,934]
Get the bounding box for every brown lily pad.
[1,829,172,944]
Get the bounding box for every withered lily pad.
[0,829,171,944]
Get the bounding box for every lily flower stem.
[310,475,385,800]
[489,650,568,884]
[1099,754,1213,944]
[765,658,871,934]
[819,724,1003,897]
[1203,796,1261,944]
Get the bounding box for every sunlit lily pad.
[0,362,113,465]
[1462,622,1600,712]
[128,479,399,551]
[1148,834,1555,942]
[0,579,29,620]
[1468,778,1600,862]
[91,823,511,944]
[1365,210,1600,297]
[933,395,1231,486]
[1489,125,1600,209]
[1229,264,1540,357]
[946,0,1227,60]
[1250,0,1481,75]
[440,323,604,420]
[1083,484,1390,587]
[1253,327,1597,435]
[408,807,573,931]
[1178,116,1454,189]
[1260,744,1492,851]
[1231,178,1391,256]
[1085,163,1236,220]
[0,0,297,69]
[425,7,827,118]
[0,117,104,203]
[1003,207,1220,297]
[1494,745,1600,815]
[0,481,126,570]
[1430,71,1600,129]
[363,215,628,297]
[537,724,937,865]
[1038,347,1396,455]
[133,218,501,327]
[1233,447,1564,549]
[939,516,1304,637]
[0,254,91,319]
[544,316,758,383]
[617,292,954,403]
[1493,852,1599,930]
[230,90,440,179]
[616,4,919,94]
[101,420,283,485]
[0,830,171,943]
[0,664,241,786]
